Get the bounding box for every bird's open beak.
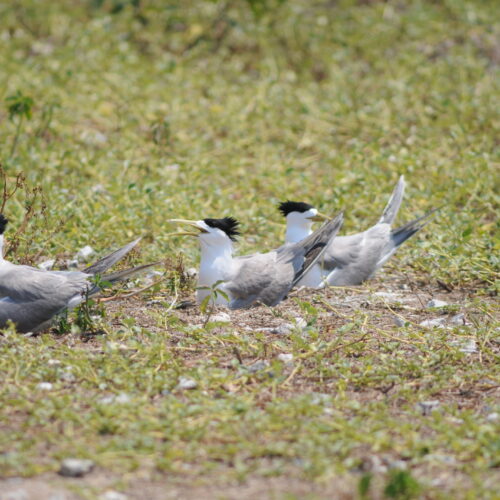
[308,212,331,222]
[166,219,207,237]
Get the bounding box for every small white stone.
[247,360,270,373]
[277,353,293,363]
[271,323,293,335]
[59,458,94,477]
[38,259,55,271]
[419,317,447,328]
[99,491,128,500]
[176,377,198,390]
[459,339,477,354]
[426,299,448,308]
[36,382,53,391]
[450,313,466,325]
[47,359,61,366]
[60,370,76,382]
[486,412,499,422]
[392,315,405,327]
[76,245,95,261]
[210,312,231,323]
[99,393,131,404]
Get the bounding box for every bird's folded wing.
[0,266,89,302]
[226,252,281,308]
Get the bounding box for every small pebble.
[247,360,270,373]
[277,353,293,363]
[66,259,79,269]
[47,359,61,366]
[373,292,402,301]
[392,315,405,327]
[486,412,498,422]
[388,460,407,470]
[419,317,447,328]
[76,245,95,262]
[58,458,94,477]
[176,377,198,390]
[426,299,448,308]
[36,382,53,391]
[271,323,292,335]
[450,313,466,325]
[99,491,128,500]
[99,393,131,405]
[59,369,76,382]
[38,259,55,271]
[459,339,477,354]
[210,312,231,323]
[418,400,440,416]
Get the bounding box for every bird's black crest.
[278,201,314,217]
[0,214,8,235]
[203,217,241,241]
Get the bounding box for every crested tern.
[279,176,435,287]
[0,214,155,333]
[168,213,344,309]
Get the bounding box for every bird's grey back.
[227,213,344,309]
[320,224,391,285]
[0,264,89,333]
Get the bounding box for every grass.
[0,0,499,498]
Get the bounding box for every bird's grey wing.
[83,238,141,275]
[0,266,89,333]
[229,214,344,309]
[323,224,391,285]
[0,265,89,301]
[226,253,281,309]
[284,213,344,288]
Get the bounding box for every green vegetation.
[0,1,498,498]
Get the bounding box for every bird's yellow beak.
[308,212,331,222]
[166,219,207,237]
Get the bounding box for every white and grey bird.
[0,214,155,333]
[278,176,435,287]
[168,212,344,309]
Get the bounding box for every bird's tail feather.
[291,212,344,288]
[378,175,406,225]
[390,208,438,248]
[88,262,160,296]
[84,238,142,275]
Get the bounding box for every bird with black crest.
[278,176,436,287]
[168,213,344,309]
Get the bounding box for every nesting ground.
[0,1,498,499]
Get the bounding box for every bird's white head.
[278,201,330,243]
[168,216,240,252]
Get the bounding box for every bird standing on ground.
[278,176,435,287]
[0,214,154,333]
[168,213,344,309]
